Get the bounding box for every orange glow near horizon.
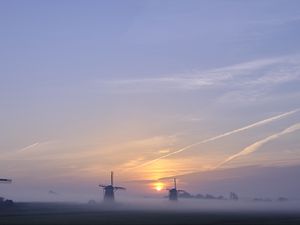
[153,182,165,192]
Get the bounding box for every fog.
[3,192,300,213]
[87,198,300,213]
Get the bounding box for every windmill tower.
[167,178,184,201]
[99,172,125,202]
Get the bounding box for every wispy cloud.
[249,15,300,26]
[127,109,299,170]
[99,77,213,92]
[97,55,300,92]
[214,123,300,169]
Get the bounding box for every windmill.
[167,178,184,201]
[99,172,125,202]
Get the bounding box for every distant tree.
[178,191,193,198]
[229,192,239,200]
[278,197,288,202]
[217,195,225,200]
[253,197,272,202]
[195,194,204,199]
[4,199,14,206]
[205,194,216,199]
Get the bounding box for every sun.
[153,182,164,192]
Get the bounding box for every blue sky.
[0,0,300,200]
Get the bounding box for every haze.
[0,0,300,205]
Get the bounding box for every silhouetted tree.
[229,192,239,200]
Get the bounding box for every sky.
[0,0,300,201]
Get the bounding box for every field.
[1,202,300,225]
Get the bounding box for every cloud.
[121,157,145,168]
[249,15,300,26]
[157,149,171,154]
[127,109,299,170]
[214,123,300,169]
[97,54,300,92]
[98,77,213,92]
[215,55,300,104]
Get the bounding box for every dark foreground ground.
[1,202,300,225]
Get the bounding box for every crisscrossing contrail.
[128,109,299,170]
[214,122,300,169]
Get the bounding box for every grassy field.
[1,202,300,225]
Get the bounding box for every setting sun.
[153,182,164,192]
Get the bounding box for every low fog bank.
[105,198,300,213]
[5,198,300,214]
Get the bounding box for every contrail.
[17,142,40,153]
[129,109,299,170]
[0,141,54,160]
[214,123,300,169]
[0,142,40,160]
